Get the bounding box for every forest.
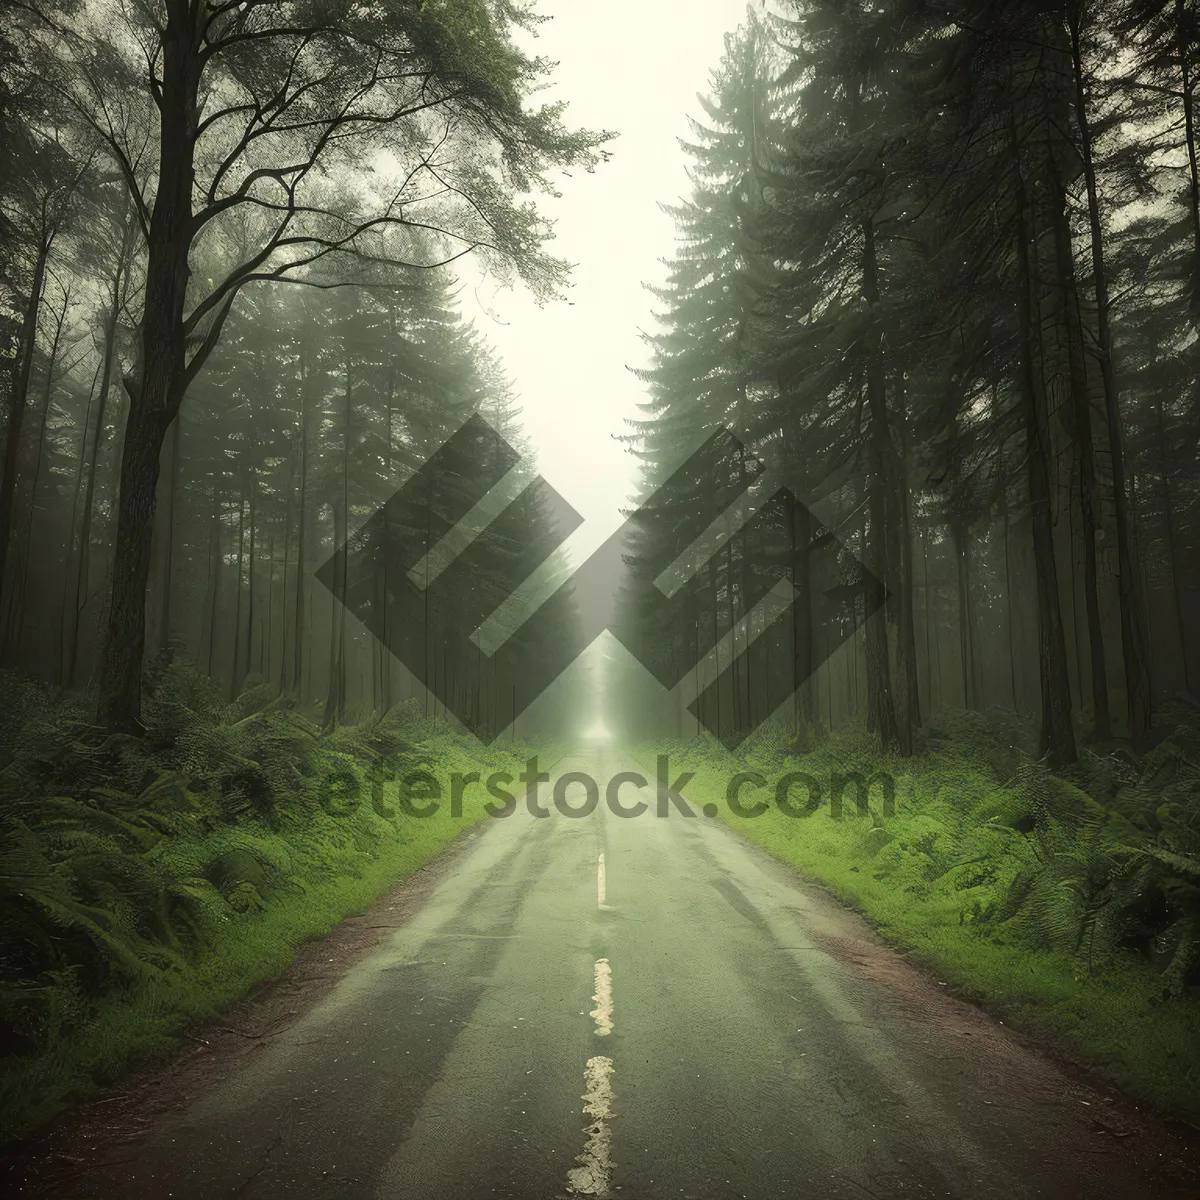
[613,0,1200,1124]
[0,0,601,1144]
[2,0,1200,1175]
[623,2,1199,762]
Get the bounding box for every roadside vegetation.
[1,0,593,1148]
[645,701,1200,1124]
[0,662,521,1146]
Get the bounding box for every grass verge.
[0,664,534,1146]
[637,720,1200,1126]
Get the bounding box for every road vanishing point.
[37,743,1200,1199]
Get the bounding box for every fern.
[0,664,456,1062]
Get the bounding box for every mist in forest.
[3,2,1200,1197]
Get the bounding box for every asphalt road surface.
[48,742,1200,1199]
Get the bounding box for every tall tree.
[38,0,609,731]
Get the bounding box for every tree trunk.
[204,493,221,677]
[922,532,935,711]
[322,493,348,729]
[244,467,257,680]
[1155,398,1194,691]
[291,345,310,694]
[264,524,275,679]
[951,521,976,710]
[68,266,124,688]
[381,351,396,711]
[929,535,943,712]
[862,219,899,751]
[1001,446,1019,708]
[157,415,180,655]
[1016,169,1078,766]
[99,394,174,729]
[323,356,353,728]
[230,476,246,699]
[1070,13,1153,748]
[724,536,739,736]
[4,279,69,665]
[279,456,293,691]
[898,402,921,734]
[98,5,200,732]
[787,490,817,747]
[1051,160,1111,740]
[0,233,51,591]
[60,361,102,683]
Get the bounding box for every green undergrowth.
[640,703,1200,1125]
[0,662,527,1146]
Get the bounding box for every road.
[51,741,1199,1199]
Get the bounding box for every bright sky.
[461,0,753,562]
